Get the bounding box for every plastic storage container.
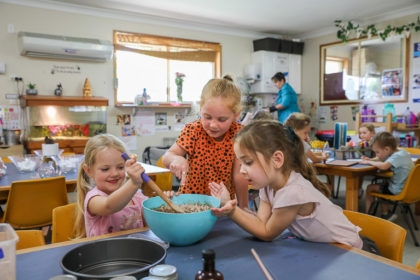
[382,103,396,122]
[0,223,19,280]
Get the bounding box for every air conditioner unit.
[18,32,113,62]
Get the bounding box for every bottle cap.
[202,249,215,260]
[149,264,177,277]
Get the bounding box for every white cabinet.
[250,51,301,94]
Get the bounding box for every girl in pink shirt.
[74,134,148,238]
[210,120,362,248]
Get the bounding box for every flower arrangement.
[175,72,185,102]
[334,17,420,42]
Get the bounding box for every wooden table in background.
[314,162,377,211]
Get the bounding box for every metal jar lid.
[149,264,177,278]
[49,275,77,280]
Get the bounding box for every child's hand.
[321,151,329,162]
[361,155,370,161]
[209,182,231,206]
[125,155,145,186]
[169,157,188,179]
[360,160,369,165]
[211,200,237,217]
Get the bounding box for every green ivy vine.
[334,17,420,42]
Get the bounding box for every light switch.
[0,62,5,74]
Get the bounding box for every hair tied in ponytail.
[285,126,298,142]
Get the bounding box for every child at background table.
[210,120,363,248]
[361,132,414,219]
[359,123,376,159]
[74,134,148,238]
[162,75,249,208]
[285,113,329,163]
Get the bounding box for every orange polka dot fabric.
[176,119,242,198]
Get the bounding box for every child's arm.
[212,199,300,241]
[88,158,145,216]
[232,158,250,209]
[359,159,391,170]
[162,143,188,179]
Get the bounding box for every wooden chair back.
[343,210,406,262]
[2,176,68,229]
[52,203,76,243]
[16,230,45,250]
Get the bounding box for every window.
[325,56,349,74]
[114,31,221,105]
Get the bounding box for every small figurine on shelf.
[83,78,92,97]
[26,82,38,95]
[54,83,63,96]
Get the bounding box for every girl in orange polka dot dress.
[162,75,249,208]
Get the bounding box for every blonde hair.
[235,120,331,197]
[284,113,311,130]
[359,123,375,134]
[73,134,128,239]
[200,75,242,114]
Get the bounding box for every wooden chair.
[16,230,45,250]
[399,147,420,155]
[52,203,76,243]
[2,176,69,229]
[368,164,420,246]
[155,157,173,192]
[343,210,406,262]
[415,259,420,270]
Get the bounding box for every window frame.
[113,30,222,106]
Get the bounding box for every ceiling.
[7,0,420,38]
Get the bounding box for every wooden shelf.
[116,103,192,109]
[20,95,109,107]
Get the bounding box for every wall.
[301,14,420,132]
[0,3,255,155]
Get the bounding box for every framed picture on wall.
[381,68,402,97]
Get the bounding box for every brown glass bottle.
[195,249,223,280]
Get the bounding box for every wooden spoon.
[121,153,184,213]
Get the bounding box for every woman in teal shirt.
[268,72,300,123]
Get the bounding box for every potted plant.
[26,83,38,95]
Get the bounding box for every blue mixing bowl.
[142,194,220,246]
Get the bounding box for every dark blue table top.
[16,217,419,280]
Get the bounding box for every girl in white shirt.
[210,120,362,248]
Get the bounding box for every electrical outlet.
[9,75,22,81]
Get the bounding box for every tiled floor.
[331,177,420,267]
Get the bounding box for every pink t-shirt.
[84,187,148,237]
[259,171,363,248]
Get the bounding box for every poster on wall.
[173,112,186,131]
[155,112,170,132]
[412,42,420,103]
[134,110,155,136]
[381,68,402,97]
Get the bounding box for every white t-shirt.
[259,171,362,248]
